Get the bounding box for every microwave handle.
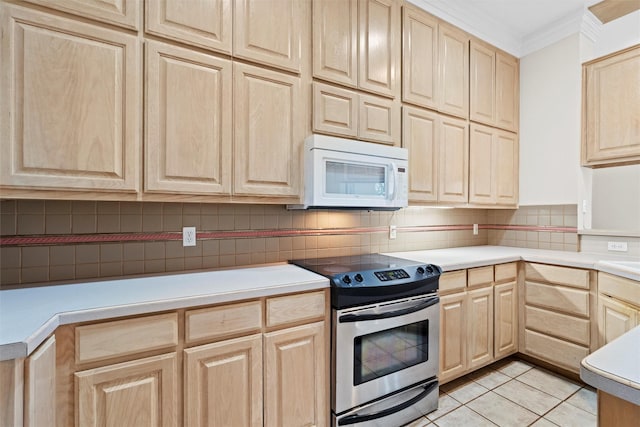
[388,162,397,200]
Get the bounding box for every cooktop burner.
[290,254,441,309]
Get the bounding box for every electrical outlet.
[473,224,479,235]
[183,227,196,247]
[607,241,628,252]
[389,225,397,240]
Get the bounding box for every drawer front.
[186,300,263,344]
[525,263,590,289]
[494,262,517,283]
[525,281,590,317]
[439,270,467,294]
[76,313,178,364]
[468,266,494,288]
[524,329,588,373]
[525,305,590,346]
[266,291,326,328]
[598,272,640,307]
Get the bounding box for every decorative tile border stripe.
[0,224,577,246]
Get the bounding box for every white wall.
[590,10,640,59]
[519,34,583,205]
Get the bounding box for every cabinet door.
[358,93,400,145]
[0,5,141,192]
[598,296,639,347]
[470,40,496,126]
[75,353,178,427]
[583,45,640,165]
[264,322,327,427]
[402,4,438,109]
[438,22,469,118]
[467,286,494,370]
[25,335,56,427]
[496,52,519,132]
[494,281,517,358]
[402,106,438,202]
[439,292,467,383]
[495,129,518,206]
[184,334,262,427]
[233,63,302,197]
[438,116,468,204]
[146,0,232,53]
[234,0,309,73]
[145,41,232,195]
[358,0,401,98]
[313,82,359,138]
[22,0,140,29]
[469,124,496,204]
[313,0,358,87]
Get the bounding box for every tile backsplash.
[0,200,489,288]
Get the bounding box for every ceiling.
[409,0,603,57]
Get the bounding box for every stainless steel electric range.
[290,254,442,427]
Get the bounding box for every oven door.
[332,294,439,414]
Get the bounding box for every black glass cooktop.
[290,254,421,277]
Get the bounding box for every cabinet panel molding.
[438,22,469,118]
[470,40,496,125]
[496,52,519,132]
[598,296,638,347]
[524,329,588,373]
[0,5,141,193]
[145,41,232,195]
[438,115,469,203]
[313,82,359,138]
[525,263,590,289]
[22,0,140,29]
[358,93,400,145]
[25,335,56,427]
[186,300,263,344]
[403,106,438,202]
[0,358,24,427]
[494,281,517,358]
[439,292,466,382]
[467,287,493,369]
[525,305,590,346]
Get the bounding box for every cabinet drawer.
[76,313,178,364]
[495,262,517,283]
[524,329,588,373]
[598,272,640,307]
[525,305,590,346]
[439,270,467,293]
[186,300,263,344]
[525,263,590,289]
[525,281,589,317]
[266,291,326,328]
[468,266,493,288]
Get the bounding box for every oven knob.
[416,266,425,275]
[426,265,434,274]
[342,275,352,284]
[354,274,363,282]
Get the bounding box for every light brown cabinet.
[145,40,233,195]
[467,286,494,370]
[21,0,140,30]
[0,4,141,194]
[440,291,467,382]
[25,335,56,427]
[470,39,519,132]
[438,22,469,119]
[234,63,303,197]
[402,3,438,110]
[582,44,640,167]
[469,123,519,207]
[146,0,232,54]
[521,263,594,373]
[494,280,518,358]
[402,106,468,204]
[597,272,640,347]
[313,82,400,145]
[313,0,400,98]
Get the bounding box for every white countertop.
[2,245,638,362]
[0,263,328,361]
[581,326,640,405]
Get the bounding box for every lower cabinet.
[597,272,640,347]
[439,263,517,384]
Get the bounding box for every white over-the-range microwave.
[288,134,409,210]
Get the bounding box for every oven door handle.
[337,381,438,426]
[338,296,439,323]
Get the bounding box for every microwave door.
[321,156,391,206]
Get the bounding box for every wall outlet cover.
[607,241,628,252]
[183,227,196,247]
[389,225,397,240]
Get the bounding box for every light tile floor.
[405,357,597,427]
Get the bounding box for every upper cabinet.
[146,0,233,54]
[401,3,438,110]
[234,0,310,73]
[313,0,401,98]
[470,39,519,132]
[438,22,469,119]
[21,0,140,30]
[582,44,640,167]
[0,4,141,193]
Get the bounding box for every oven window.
[353,320,429,385]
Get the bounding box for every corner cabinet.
[596,272,640,347]
[0,4,141,193]
[469,124,519,207]
[582,44,640,167]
